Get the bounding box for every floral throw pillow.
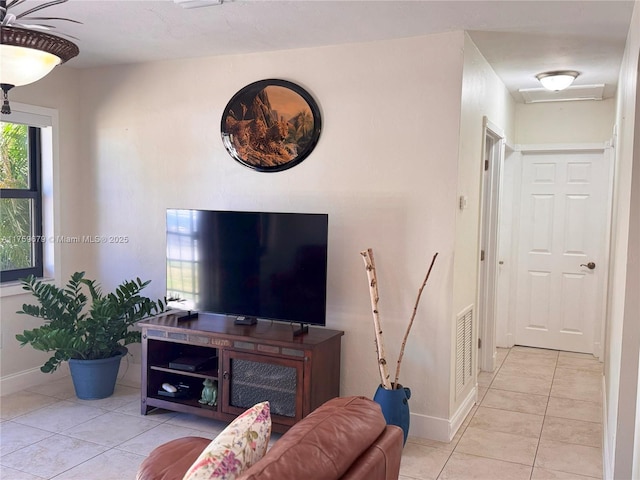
[182,401,271,480]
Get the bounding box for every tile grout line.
[529,351,558,480]
[432,384,483,480]
[499,348,537,479]
[434,348,603,479]
[435,347,511,480]
[489,347,546,480]
[432,350,508,479]
[0,382,161,479]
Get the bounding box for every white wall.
[635,350,640,479]
[604,1,640,478]
[625,109,640,476]
[515,99,616,145]
[1,67,83,392]
[452,34,515,419]
[81,32,465,435]
[7,32,467,439]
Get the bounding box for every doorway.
[477,117,504,372]
[504,144,613,356]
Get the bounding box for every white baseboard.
[409,410,451,442]
[506,333,514,347]
[1,358,141,396]
[449,386,477,438]
[409,386,477,442]
[594,341,603,361]
[602,376,613,479]
[1,364,70,396]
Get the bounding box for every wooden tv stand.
[138,313,343,432]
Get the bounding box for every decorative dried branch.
[360,248,392,389]
[393,252,439,386]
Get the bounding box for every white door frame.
[477,117,505,372]
[501,142,614,359]
[495,145,519,349]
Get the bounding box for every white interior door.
[515,146,611,354]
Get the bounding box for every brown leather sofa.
[137,396,404,480]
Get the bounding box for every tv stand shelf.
[139,313,343,432]
[149,365,219,380]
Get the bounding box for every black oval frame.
[221,79,322,172]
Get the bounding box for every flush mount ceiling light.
[0,0,79,114]
[535,70,580,91]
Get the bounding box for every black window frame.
[1,125,44,282]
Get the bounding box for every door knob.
[580,262,596,270]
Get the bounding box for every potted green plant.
[16,271,165,399]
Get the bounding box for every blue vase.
[68,347,127,400]
[373,383,411,445]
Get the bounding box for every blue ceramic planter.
[68,347,127,400]
[373,383,412,445]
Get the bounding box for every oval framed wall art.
[221,79,322,172]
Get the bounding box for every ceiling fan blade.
[6,0,29,9]
[25,16,82,24]
[21,23,56,29]
[174,0,223,8]
[15,0,69,19]
[9,19,79,39]
[1,12,16,25]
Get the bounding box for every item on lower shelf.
[198,378,218,407]
[169,355,218,372]
[157,382,191,398]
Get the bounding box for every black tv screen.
[166,209,328,326]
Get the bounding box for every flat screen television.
[166,209,328,330]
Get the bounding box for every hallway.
[400,346,603,479]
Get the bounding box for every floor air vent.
[455,305,473,398]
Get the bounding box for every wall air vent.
[455,305,474,399]
[519,84,605,104]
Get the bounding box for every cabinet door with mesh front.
[221,351,304,426]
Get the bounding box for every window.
[1,122,44,281]
[0,104,56,285]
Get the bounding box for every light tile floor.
[401,346,603,480]
[0,377,229,479]
[0,346,603,479]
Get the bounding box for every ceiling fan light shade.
[536,71,580,91]
[0,26,79,87]
[1,44,60,86]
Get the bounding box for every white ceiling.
[10,0,636,102]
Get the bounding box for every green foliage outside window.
[1,123,29,188]
[1,122,34,271]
